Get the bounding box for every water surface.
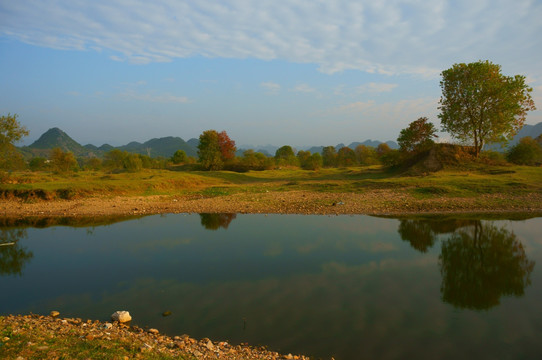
[1,214,541,359]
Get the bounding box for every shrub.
[507,137,542,165]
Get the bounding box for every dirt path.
[2,190,541,218]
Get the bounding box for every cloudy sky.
[1,0,541,147]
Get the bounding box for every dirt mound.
[404,143,475,174]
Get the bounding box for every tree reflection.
[0,228,33,276]
[439,222,534,310]
[397,218,535,310]
[398,219,477,253]
[199,213,237,230]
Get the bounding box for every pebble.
[50,311,60,318]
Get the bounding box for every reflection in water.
[439,222,535,310]
[1,214,541,359]
[0,228,33,276]
[397,219,535,310]
[199,213,237,230]
[398,219,477,252]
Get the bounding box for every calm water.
[1,214,542,359]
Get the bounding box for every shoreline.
[1,190,542,219]
[0,313,307,359]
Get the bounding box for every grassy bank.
[0,314,303,360]
[2,164,541,203]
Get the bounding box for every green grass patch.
[2,164,541,202]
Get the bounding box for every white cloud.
[357,82,398,93]
[291,84,316,93]
[260,81,280,94]
[322,97,440,128]
[1,0,540,78]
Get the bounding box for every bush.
[29,157,48,171]
[381,149,402,167]
[479,150,507,166]
[507,137,542,165]
[50,148,78,173]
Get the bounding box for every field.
[1,164,542,217]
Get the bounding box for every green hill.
[28,127,87,155]
[22,128,198,159]
[117,137,197,158]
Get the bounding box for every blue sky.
[1,0,541,148]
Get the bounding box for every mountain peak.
[29,127,85,154]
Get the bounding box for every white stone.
[111,311,132,323]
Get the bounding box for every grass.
[1,164,541,204]
[0,318,191,360]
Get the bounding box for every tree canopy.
[274,145,297,166]
[0,113,28,148]
[0,113,28,173]
[197,130,236,170]
[438,60,536,156]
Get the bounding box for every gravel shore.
[0,313,309,360]
[1,190,542,218]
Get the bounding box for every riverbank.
[1,190,542,218]
[0,313,307,359]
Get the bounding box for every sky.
[1,0,541,148]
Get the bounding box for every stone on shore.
[50,310,60,317]
[111,311,132,323]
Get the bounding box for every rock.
[148,328,159,334]
[193,350,203,357]
[103,323,113,330]
[206,340,215,350]
[111,311,132,323]
[162,310,172,317]
[50,311,60,318]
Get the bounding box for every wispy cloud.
[1,0,540,78]
[357,82,398,93]
[323,97,440,124]
[291,84,316,93]
[260,81,280,94]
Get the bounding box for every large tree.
[438,60,536,157]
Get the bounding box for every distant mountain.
[512,122,542,145]
[24,127,402,160]
[24,128,198,159]
[485,122,542,151]
[84,144,98,151]
[117,136,197,158]
[28,127,88,156]
[186,138,200,148]
[306,140,398,155]
[347,140,399,150]
[98,144,114,152]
